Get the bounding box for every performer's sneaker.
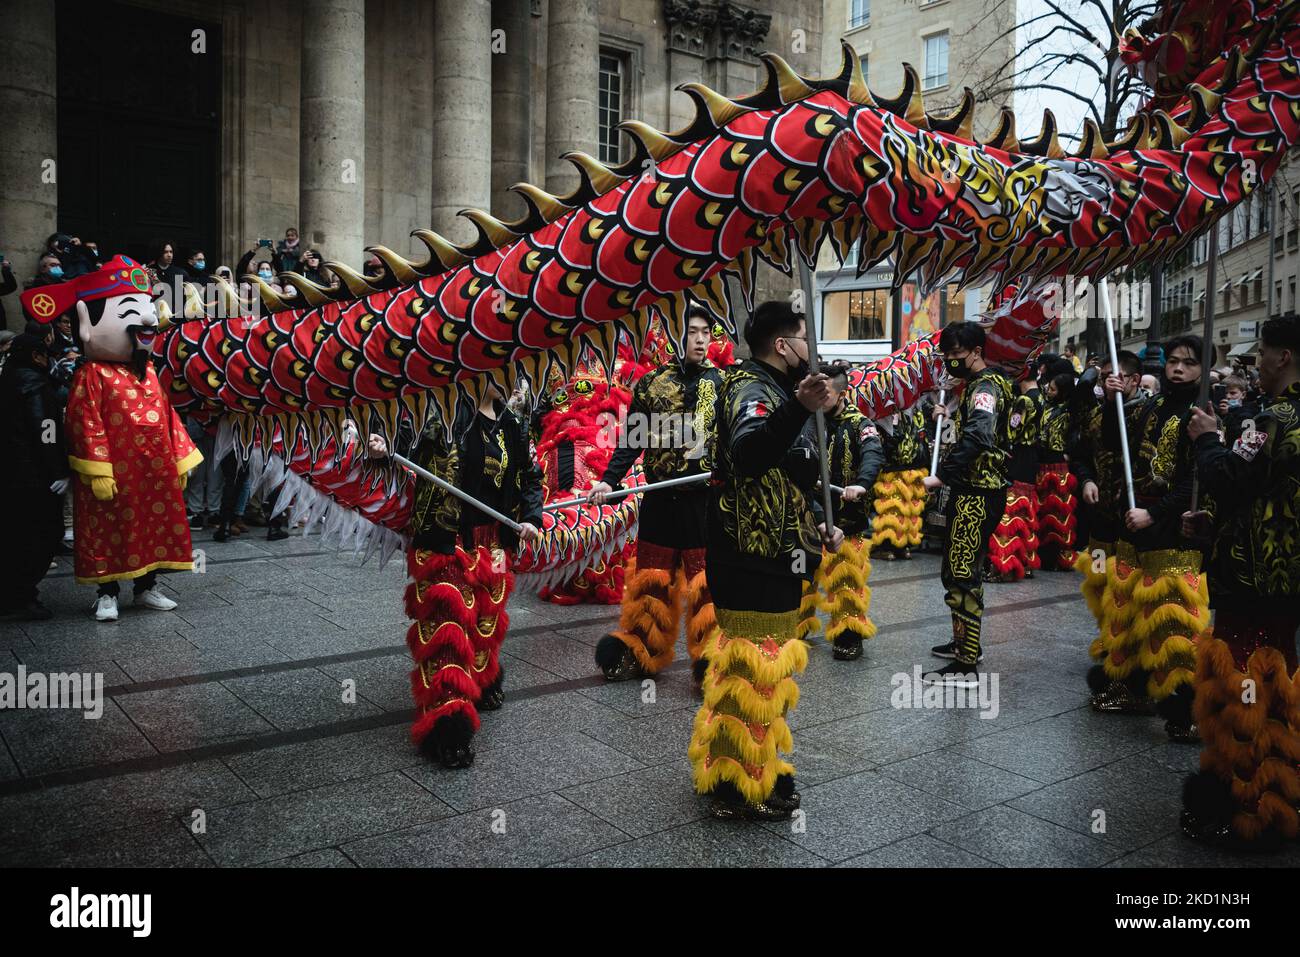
[595,635,644,682]
[922,661,981,689]
[479,672,505,712]
[929,640,983,663]
[1089,681,1155,715]
[92,595,119,622]
[832,638,864,661]
[707,791,794,821]
[133,588,178,612]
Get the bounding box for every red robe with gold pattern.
[66,361,203,584]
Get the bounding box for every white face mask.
[1093,384,1104,400]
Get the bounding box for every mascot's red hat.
[20,255,153,323]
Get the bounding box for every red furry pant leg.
[986,481,1039,581]
[404,547,485,748]
[403,530,514,749]
[610,539,683,673]
[1036,463,1077,570]
[464,527,515,696]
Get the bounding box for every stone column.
[299,0,366,267]
[431,0,492,244]
[544,0,598,196]
[0,0,57,328]
[491,0,534,218]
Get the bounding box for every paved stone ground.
[2,527,1296,869]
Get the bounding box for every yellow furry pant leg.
[1075,538,1112,631]
[1094,544,1141,678]
[820,535,875,644]
[1132,549,1209,701]
[689,607,808,804]
[794,575,821,641]
[871,468,926,550]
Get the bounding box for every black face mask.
[780,339,810,381]
[944,355,971,380]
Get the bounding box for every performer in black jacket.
[369,382,543,768]
[1181,313,1300,846]
[795,368,886,660]
[589,306,725,685]
[923,322,1014,687]
[689,301,838,820]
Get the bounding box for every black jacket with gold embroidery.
[1195,382,1300,608]
[1073,392,1144,539]
[707,358,824,581]
[938,367,1014,492]
[601,358,724,487]
[1036,394,1071,465]
[878,405,930,471]
[1007,389,1042,483]
[1102,381,1202,550]
[407,400,544,553]
[820,404,886,537]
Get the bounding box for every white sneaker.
[93,594,119,622]
[63,528,74,543]
[133,587,178,612]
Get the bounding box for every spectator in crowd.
[45,233,99,279]
[185,416,224,528]
[0,253,16,328]
[0,333,69,620]
[1139,373,1160,397]
[46,312,80,402]
[148,241,186,289]
[299,248,332,286]
[183,248,210,284]
[0,330,16,373]
[1063,343,1084,373]
[23,254,73,325]
[276,227,302,274]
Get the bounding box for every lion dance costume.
[401,398,544,767]
[1181,379,1300,847]
[986,384,1042,581]
[1035,390,1078,571]
[594,338,726,684]
[796,400,885,660]
[1088,379,1208,738]
[871,404,929,559]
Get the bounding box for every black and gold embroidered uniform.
[932,366,1014,666]
[795,401,886,659]
[1183,378,1300,845]
[595,357,725,679]
[690,357,824,810]
[1093,377,1208,726]
[871,403,930,557]
[1035,390,1079,570]
[402,399,544,768]
[987,386,1042,581]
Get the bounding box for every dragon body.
[158,0,1300,562]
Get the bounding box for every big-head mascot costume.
[21,256,202,621]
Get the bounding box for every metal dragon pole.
[796,257,837,537]
[929,388,947,476]
[391,452,524,533]
[1190,223,1221,511]
[546,472,712,512]
[1098,276,1137,511]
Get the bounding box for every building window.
[1275,280,1283,315]
[1254,271,1264,304]
[923,32,949,90]
[859,54,869,85]
[1289,276,1296,312]
[823,288,891,341]
[598,51,626,165]
[850,0,870,28]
